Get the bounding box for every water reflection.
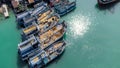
[67,14,91,39]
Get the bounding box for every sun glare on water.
[68,14,92,39]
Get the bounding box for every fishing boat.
[37,14,60,34]
[16,11,31,26]
[2,4,9,18]
[21,14,60,40]
[98,0,118,5]
[16,2,48,27]
[18,36,38,61]
[18,21,66,61]
[37,21,66,50]
[37,9,54,22]
[31,2,49,16]
[21,23,38,40]
[54,0,76,16]
[23,16,37,27]
[29,40,66,68]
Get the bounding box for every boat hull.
[28,40,66,68]
[98,0,118,5]
[54,1,76,16]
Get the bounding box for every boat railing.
[18,35,37,49]
[45,41,65,55]
[38,21,61,36]
[39,25,66,50]
[22,25,37,35]
[37,23,63,43]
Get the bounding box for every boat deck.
[23,25,37,34]
[29,40,65,67]
[46,42,64,55]
[40,27,64,49]
[38,10,52,21]
[39,24,63,43]
[38,15,59,29]
[19,39,35,49]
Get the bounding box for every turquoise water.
[1,0,120,68]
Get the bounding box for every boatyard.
[1,0,120,68]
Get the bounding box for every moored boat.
[18,21,66,61]
[18,36,38,61]
[2,4,9,18]
[21,14,60,40]
[28,40,66,68]
[54,0,76,16]
[37,21,66,50]
[98,0,118,5]
[21,23,38,40]
[16,2,48,27]
[37,9,54,22]
[23,16,37,27]
[16,11,31,26]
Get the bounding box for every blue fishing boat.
[29,40,66,68]
[31,2,49,16]
[21,14,60,40]
[18,36,38,61]
[16,11,31,26]
[21,23,38,41]
[23,16,37,27]
[16,2,48,27]
[54,0,76,16]
[18,21,66,61]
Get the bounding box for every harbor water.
[1,0,120,68]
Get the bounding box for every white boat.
[2,4,9,18]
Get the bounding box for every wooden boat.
[21,14,60,40]
[37,11,59,24]
[37,9,53,22]
[37,21,66,50]
[28,40,66,68]
[21,23,38,41]
[18,21,66,61]
[37,14,60,33]
[98,0,118,5]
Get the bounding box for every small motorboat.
[98,0,118,5]
[2,4,9,18]
[28,40,66,68]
